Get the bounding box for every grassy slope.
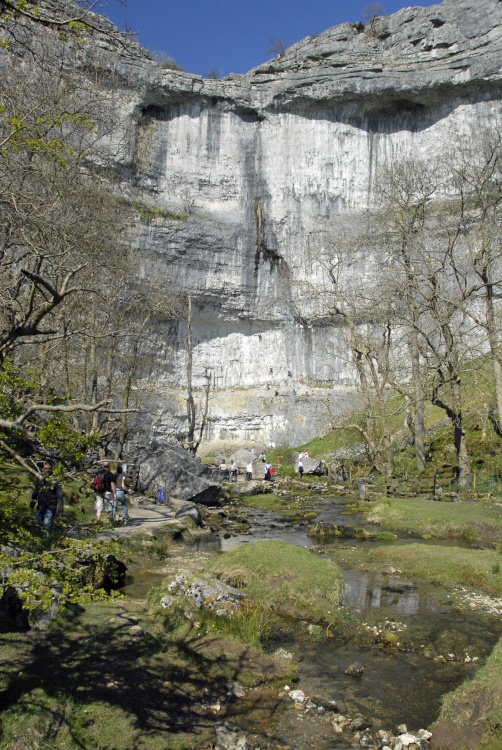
[363,496,502,541]
[209,540,344,623]
[288,353,502,496]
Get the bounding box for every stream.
[124,493,502,748]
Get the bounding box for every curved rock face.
[17,0,502,448]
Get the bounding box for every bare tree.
[377,160,440,473]
[267,36,287,58]
[363,2,384,24]
[445,128,502,437]
[184,296,211,456]
[294,239,397,483]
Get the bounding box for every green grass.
[209,540,343,623]
[284,354,502,502]
[435,635,502,749]
[116,196,189,223]
[332,543,502,598]
[363,496,502,541]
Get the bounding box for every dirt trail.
[96,495,181,539]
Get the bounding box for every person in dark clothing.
[93,460,116,521]
[31,462,64,537]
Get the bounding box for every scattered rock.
[344,662,365,677]
[215,722,253,750]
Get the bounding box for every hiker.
[113,464,130,523]
[31,462,64,538]
[297,460,304,479]
[230,460,238,481]
[157,487,165,505]
[93,460,116,521]
[246,461,253,481]
[264,462,272,481]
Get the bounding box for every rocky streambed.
[117,486,502,750]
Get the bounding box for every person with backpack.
[93,460,116,521]
[31,462,64,538]
[112,464,130,523]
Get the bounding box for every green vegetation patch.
[117,196,188,223]
[332,543,502,598]
[209,540,343,622]
[364,497,502,541]
[433,636,502,750]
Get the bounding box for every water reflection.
[342,570,445,615]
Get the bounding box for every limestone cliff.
[11,0,502,449]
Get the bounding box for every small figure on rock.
[246,461,253,481]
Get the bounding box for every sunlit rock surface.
[17,0,502,447]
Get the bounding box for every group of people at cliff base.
[93,460,130,523]
[218,455,281,482]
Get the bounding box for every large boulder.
[301,457,328,476]
[134,442,222,505]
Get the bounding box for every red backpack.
[92,471,105,493]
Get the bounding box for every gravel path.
[96,494,181,539]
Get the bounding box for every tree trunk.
[410,327,426,473]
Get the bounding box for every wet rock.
[173,501,202,526]
[308,522,376,541]
[344,662,365,677]
[95,554,127,593]
[215,722,253,750]
[289,689,306,703]
[227,682,246,698]
[274,647,294,660]
[350,714,371,731]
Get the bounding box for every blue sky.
[98,0,441,77]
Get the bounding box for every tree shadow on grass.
[0,604,287,748]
